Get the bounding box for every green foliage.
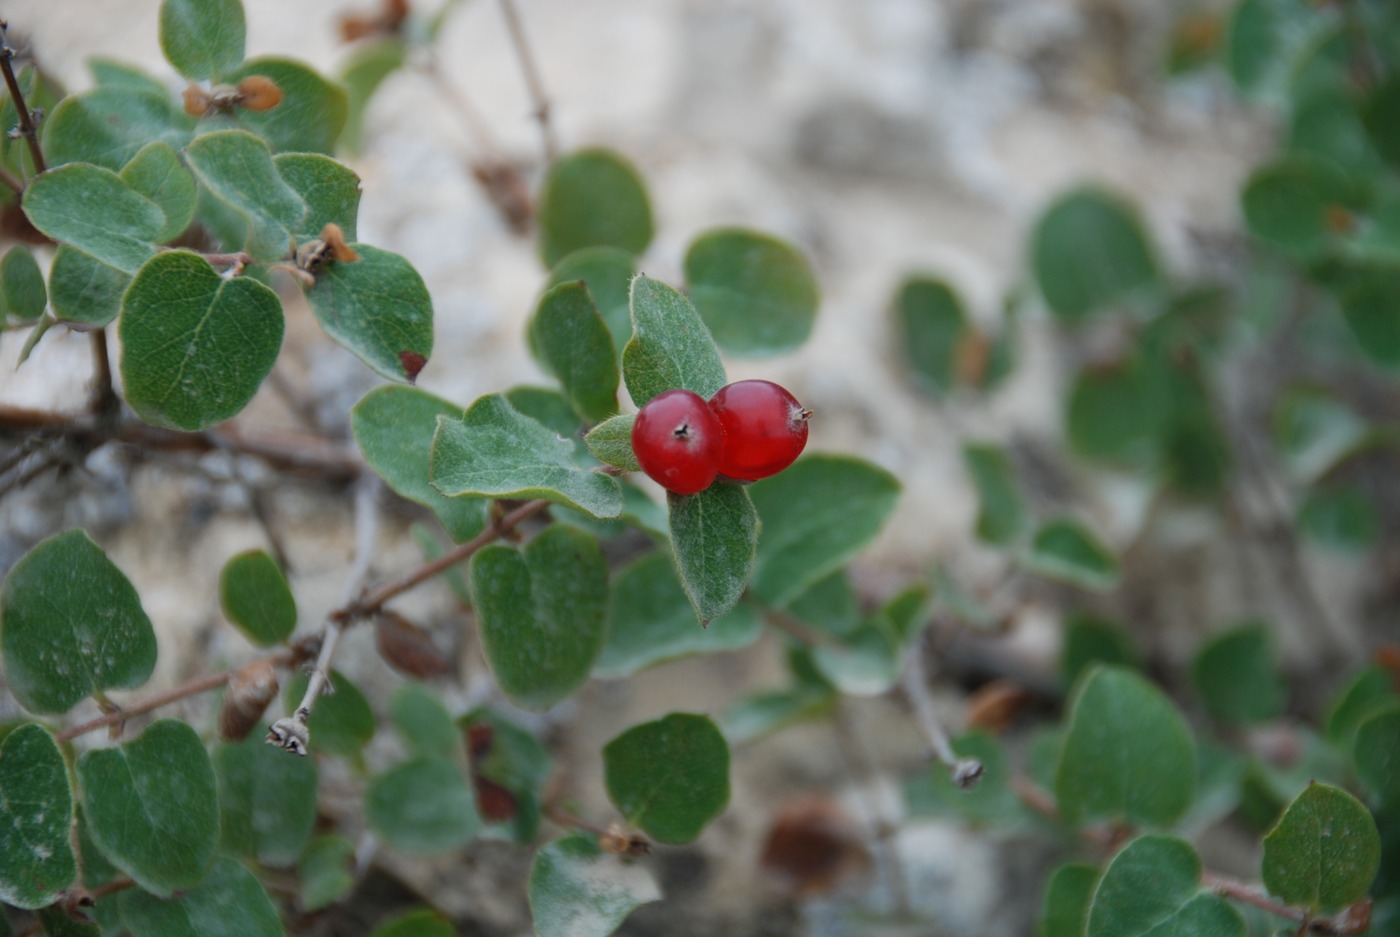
[390,684,462,762]
[368,910,454,937]
[1032,187,1158,320]
[1020,518,1121,592]
[528,280,621,422]
[537,148,653,266]
[683,227,819,356]
[622,275,727,408]
[1355,708,1400,804]
[1086,835,1243,937]
[1039,862,1098,937]
[1297,485,1379,552]
[1061,614,1138,688]
[215,730,318,867]
[185,129,306,260]
[0,725,76,909]
[367,757,480,854]
[529,835,660,937]
[0,529,157,714]
[549,247,637,358]
[1191,623,1286,725]
[1326,665,1398,749]
[603,713,730,844]
[223,58,348,155]
[218,550,297,646]
[464,707,553,843]
[121,857,283,937]
[893,276,969,395]
[1262,782,1381,912]
[297,835,355,912]
[904,731,1019,824]
[584,413,641,472]
[47,245,130,327]
[22,163,163,274]
[666,483,759,624]
[275,153,362,239]
[43,86,194,172]
[1242,158,1353,258]
[963,443,1026,546]
[159,0,246,81]
[284,670,376,757]
[340,38,406,156]
[811,585,930,695]
[121,142,198,243]
[0,246,47,321]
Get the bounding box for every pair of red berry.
[631,380,810,495]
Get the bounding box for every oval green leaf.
[538,148,653,267]
[339,38,407,157]
[548,246,636,358]
[1062,614,1139,689]
[1338,269,1400,370]
[1242,158,1352,259]
[121,857,281,937]
[390,684,461,762]
[528,280,620,422]
[0,246,46,321]
[119,250,284,431]
[1056,665,1196,827]
[893,276,968,395]
[1297,486,1379,552]
[214,729,317,867]
[1032,187,1158,320]
[0,724,76,909]
[667,483,759,624]
[47,245,130,328]
[298,834,355,912]
[1020,518,1121,592]
[1087,835,1243,937]
[1,529,157,714]
[22,163,163,274]
[470,524,608,711]
[121,141,198,244]
[275,152,362,240]
[529,835,661,937]
[352,386,488,542]
[223,57,349,155]
[78,720,219,896]
[159,0,246,81]
[1262,781,1381,911]
[603,713,730,844]
[1355,708,1400,804]
[43,87,194,173]
[684,227,819,356]
[1066,360,1168,466]
[430,394,623,519]
[963,442,1026,546]
[218,549,296,646]
[185,129,307,260]
[369,909,454,937]
[366,757,479,854]
[583,412,640,472]
[1040,862,1098,937]
[621,275,726,408]
[283,669,375,757]
[1191,623,1285,725]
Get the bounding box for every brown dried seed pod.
[236,75,283,112]
[375,610,453,679]
[219,658,280,741]
[320,223,359,263]
[182,84,212,117]
[964,678,1034,735]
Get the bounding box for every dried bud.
[964,679,1033,735]
[473,776,520,823]
[952,758,985,790]
[182,84,212,117]
[320,223,359,263]
[339,0,410,41]
[954,329,991,388]
[236,75,283,112]
[266,709,310,756]
[466,722,494,759]
[599,822,651,857]
[470,161,535,235]
[219,658,279,742]
[759,796,869,897]
[375,610,452,679]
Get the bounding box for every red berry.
[631,389,722,495]
[709,380,810,481]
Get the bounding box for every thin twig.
[88,330,118,422]
[762,607,840,647]
[0,21,46,174]
[902,633,984,788]
[0,163,21,194]
[86,878,136,902]
[497,0,557,163]
[55,670,235,743]
[1202,871,1370,936]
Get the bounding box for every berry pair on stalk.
[632,380,810,495]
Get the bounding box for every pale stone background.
[0,1,1282,935]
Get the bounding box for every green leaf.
[666,483,758,624]
[90,58,170,96]
[0,725,76,909]
[390,684,462,762]
[1272,386,1367,483]
[368,909,454,937]
[529,280,621,422]
[366,757,479,854]
[1066,360,1168,466]
[118,250,284,431]
[297,835,355,912]
[47,246,130,328]
[904,731,1019,824]
[0,247,46,321]
[159,0,246,80]
[78,720,219,897]
[1242,158,1352,258]
[603,713,729,844]
[463,707,553,843]
[214,729,317,867]
[583,413,640,472]
[303,244,434,383]
[748,455,901,608]
[120,142,198,244]
[38,906,97,937]
[430,394,623,519]
[1338,269,1400,370]
[785,569,861,638]
[121,857,282,937]
[537,148,653,267]
[811,585,931,695]
[621,275,726,408]
[719,687,833,746]
[1032,187,1158,320]
[932,564,999,631]
[283,670,375,757]
[1021,518,1120,592]
[683,227,819,356]
[893,276,969,395]
[1262,782,1381,911]
[503,385,583,442]
[1056,665,1196,827]
[469,525,608,711]
[1355,708,1400,804]
[1363,75,1400,169]
[218,549,296,646]
[1087,835,1243,937]
[529,835,661,937]
[596,552,762,678]
[1040,862,1098,937]
[1298,486,1379,552]
[224,58,348,155]
[1192,623,1285,725]
[1062,614,1138,688]
[339,38,406,156]
[43,87,194,173]
[963,443,1026,546]
[185,130,306,260]
[548,247,636,358]
[274,153,361,240]
[0,529,156,714]
[1326,665,1398,749]
[352,386,488,542]
[22,164,163,274]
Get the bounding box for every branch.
[88,329,118,422]
[902,633,984,789]
[0,21,46,174]
[1202,871,1372,936]
[497,0,557,164]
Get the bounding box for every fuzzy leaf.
[47,246,130,327]
[1032,187,1158,320]
[303,244,434,383]
[22,164,163,274]
[368,910,454,937]
[529,835,660,937]
[366,758,479,854]
[120,142,198,244]
[214,730,317,868]
[43,87,194,172]
[1338,269,1400,371]
[0,247,46,321]
[1191,623,1286,725]
[274,152,361,240]
[1062,614,1139,688]
[218,549,296,647]
[1354,708,1400,804]
[352,386,488,542]
[1087,835,1243,937]
[1056,666,1196,827]
[963,443,1026,546]
[431,394,622,519]
[622,275,727,407]
[121,857,282,937]
[603,713,730,844]
[298,835,355,912]
[529,280,620,422]
[667,483,759,624]
[1040,862,1099,937]
[185,130,306,260]
[470,525,608,711]
[1242,158,1352,259]
[1262,782,1381,911]
[583,413,640,472]
[159,0,246,80]
[684,227,819,356]
[79,720,219,897]
[223,58,348,155]
[548,247,636,358]
[537,148,653,266]
[119,250,284,431]
[893,276,969,396]
[1021,518,1121,592]
[0,725,76,909]
[0,529,156,714]
[390,684,462,762]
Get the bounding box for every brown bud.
[182,84,212,117]
[320,223,359,263]
[236,75,283,112]
[375,610,453,679]
[759,796,869,897]
[954,329,992,388]
[964,679,1033,735]
[472,775,520,823]
[219,658,280,741]
[599,822,651,857]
